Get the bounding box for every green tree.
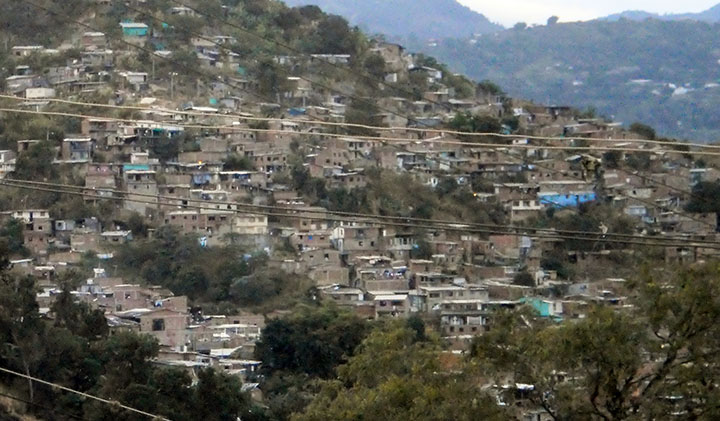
[363,54,386,79]
[410,238,433,259]
[686,180,720,214]
[602,150,622,168]
[191,368,259,421]
[295,322,503,421]
[256,57,291,96]
[223,154,253,171]
[686,180,720,231]
[12,141,57,181]
[477,80,505,96]
[471,262,720,419]
[126,212,149,237]
[629,122,657,140]
[255,304,368,378]
[449,112,502,134]
[314,15,359,54]
[0,219,27,256]
[0,265,46,403]
[513,271,535,287]
[51,275,108,340]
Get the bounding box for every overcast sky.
[457,0,720,26]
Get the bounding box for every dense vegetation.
[0,244,265,420]
[289,165,506,224]
[113,225,313,313]
[412,18,720,140]
[7,235,720,420]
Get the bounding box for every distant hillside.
[413,19,720,141]
[604,4,720,22]
[281,0,503,39]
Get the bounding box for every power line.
[611,166,713,207]
[9,178,718,245]
[1,106,718,157]
[2,178,718,249]
[148,0,720,232]
[2,102,715,230]
[2,94,718,151]
[2,103,714,230]
[0,366,171,421]
[1,179,709,249]
[0,99,720,227]
[162,1,720,152]
[22,0,711,162]
[0,390,88,420]
[18,0,717,229]
[131,0,714,158]
[15,0,439,162]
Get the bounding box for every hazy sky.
[457,0,720,26]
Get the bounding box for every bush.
[513,271,535,287]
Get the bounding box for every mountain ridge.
[602,3,720,22]
[280,0,504,39]
[410,18,720,141]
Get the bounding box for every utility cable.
[0,366,170,421]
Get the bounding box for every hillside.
[604,4,720,22]
[413,18,720,140]
[281,0,504,39]
[5,0,720,421]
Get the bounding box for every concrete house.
[0,150,16,179]
[140,309,189,348]
[62,137,93,161]
[119,22,149,42]
[11,210,53,254]
[82,32,107,49]
[124,170,158,215]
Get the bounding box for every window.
[152,319,165,331]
